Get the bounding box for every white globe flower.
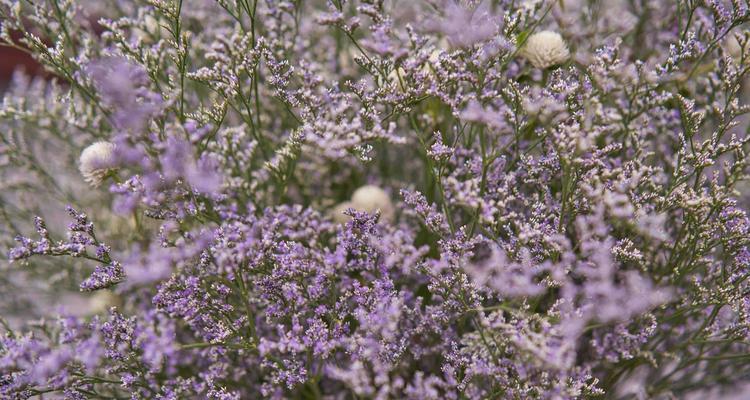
[330,201,354,224]
[87,290,122,315]
[79,141,117,187]
[520,31,570,69]
[351,185,395,222]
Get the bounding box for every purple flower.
[3,1,750,399]
[79,262,125,291]
[86,57,163,132]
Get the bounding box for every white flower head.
[330,201,354,224]
[350,185,395,222]
[87,290,122,315]
[521,31,570,69]
[79,141,117,187]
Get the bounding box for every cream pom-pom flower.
[351,185,395,222]
[331,185,395,223]
[87,290,123,315]
[330,201,355,224]
[79,141,117,187]
[520,30,570,69]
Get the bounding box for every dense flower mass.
[1,0,750,399]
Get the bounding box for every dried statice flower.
[520,30,570,69]
[425,2,498,48]
[78,141,117,187]
[85,57,163,132]
[79,262,124,291]
[1,0,750,398]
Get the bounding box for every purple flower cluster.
[2,0,750,398]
